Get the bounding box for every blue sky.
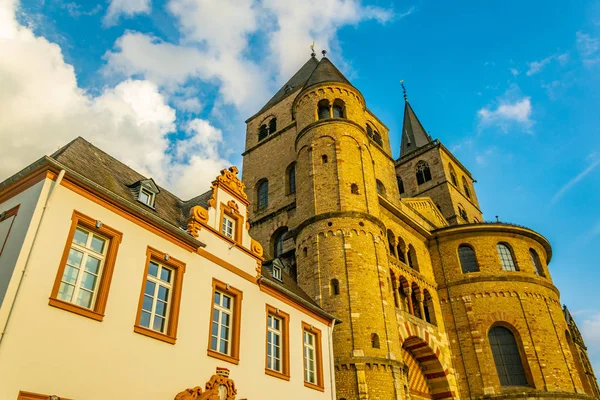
[1,0,599,376]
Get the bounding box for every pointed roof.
[248,55,354,122]
[400,101,431,157]
[303,56,351,89]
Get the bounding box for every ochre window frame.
[133,246,186,344]
[49,210,123,321]
[17,390,71,399]
[207,278,243,364]
[265,304,290,381]
[219,202,243,244]
[302,321,325,392]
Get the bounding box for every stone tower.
[395,101,482,225]
[242,54,599,400]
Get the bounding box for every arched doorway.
[402,336,455,400]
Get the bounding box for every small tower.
[395,93,483,224]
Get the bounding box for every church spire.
[399,91,431,157]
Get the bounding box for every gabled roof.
[400,101,432,157]
[303,56,352,90]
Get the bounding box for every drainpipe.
[328,319,337,400]
[0,170,65,349]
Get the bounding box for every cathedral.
[242,52,600,399]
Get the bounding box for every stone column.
[416,292,425,320]
[404,287,413,315]
[392,279,400,308]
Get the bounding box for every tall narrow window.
[397,238,406,263]
[258,124,268,140]
[50,211,123,321]
[265,305,290,380]
[489,326,529,386]
[221,214,234,239]
[397,176,405,195]
[272,227,288,258]
[371,333,380,349]
[332,99,344,118]
[416,160,432,185]
[366,124,373,137]
[317,99,330,120]
[330,278,340,296]
[530,249,545,277]
[269,117,277,134]
[407,245,419,271]
[376,180,386,196]
[208,279,243,364]
[458,245,479,273]
[134,247,185,344]
[497,243,518,271]
[257,179,268,210]
[287,163,296,194]
[462,176,471,199]
[302,323,324,391]
[351,183,359,194]
[387,230,396,257]
[423,290,435,325]
[322,155,328,164]
[373,131,383,146]
[449,164,458,186]
[411,289,422,319]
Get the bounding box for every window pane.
[90,235,106,254]
[85,256,101,274]
[76,290,92,308]
[81,272,97,291]
[212,309,219,323]
[155,300,167,317]
[220,339,229,354]
[489,326,528,386]
[139,190,150,205]
[221,313,230,326]
[142,295,153,312]
[148,261,159,277]
[157,285,169,301]
[144,280,156,296]
[62,265,80,284]
[153,316,165,332]
[458,246,478,273]
[222,294,231,309]
[159,267,171,283]
[497,244,517,271]
[211,336,218,351]
[140,311,151,328]
[67,249,84,267]
[73,228,88,246]
[58,282,75,302]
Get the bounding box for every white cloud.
[577,31,600,66]
[0,0,227,198]
[509,68,519,76]
[551,156,600,205]
[526,52,568,76]
[477,86,533,132]
[104,0,151,26]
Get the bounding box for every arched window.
[371,333,380,349]
[497,243,518,271]
[317,99,330,120]
[416,161,432,185]
[529,249,545,277]
[287,163,296,194]
[330,278,340,296]
[387,230,396,257]
[332,99,344,118]
[397,176,405,195]
[411,284,421,319]
[257,179,268,210]
[423,290,435,325]
[462,176,471,199]
[396,237,406,263]
[407,245,418,271]
[458,204,468,221]
[366,124,373,137]
[376,180,386,196]
[458,245,479,273]
[258,124,268,140]
[488,326,529,386]
[322,155,328,164]
[303,247,308,257]
[373,131,383,146]
[272,227,288,258]
[449,163,458,186]
[269,117,277,134]
[350,183,359,194]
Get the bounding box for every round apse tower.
[431,222,596,400]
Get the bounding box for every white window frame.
[267,314,283,372]
[57,226,108,309]
[272,265,282,281]
[139,187,155,207]
[211,290,233,355]
[221,214,235,238]
[303,331,317,384]
[140,261,174,334]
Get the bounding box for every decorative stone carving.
[226,200,240,214]
[213,166,247,201]
[174,368,237,400]
[187,206,209,237]
[250,239,263,258]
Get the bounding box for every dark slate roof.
[49,137,207,230]
[261,263,319,307]
[400,101,432,157]
[303,56,352,89]
[250,56,319,120]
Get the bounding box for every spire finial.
[400,80,408,102]
[321,49,327,57]
[310,41,316,57]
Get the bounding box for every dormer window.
[130,179,159,209]
[221,214,235,239]
[139,188,154,207]
[272,265,282,281]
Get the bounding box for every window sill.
[207,349,239,365]
[265,368,290,381]
[134,325,176,344]
[304,382,325,392]
[48,297,104,321]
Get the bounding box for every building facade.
[242,54,600,400]
[0,138,337,399]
